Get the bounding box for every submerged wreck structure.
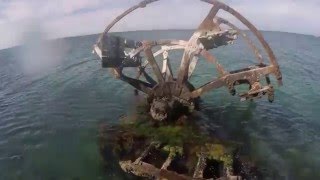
[94,0,283,179]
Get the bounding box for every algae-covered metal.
[99,108,262,179]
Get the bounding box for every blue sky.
[0,0,319,49]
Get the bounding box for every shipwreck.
[93,0,283,179]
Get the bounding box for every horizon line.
[1,28,318,51]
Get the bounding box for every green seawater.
[0,30,319,179]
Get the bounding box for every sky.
[0,0,319,49]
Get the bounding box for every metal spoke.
[176,5,221,86]
[144,48,165,84]
[188,56,198,78]
[176,35,199,86]
[120,75,153,94]
[200,50,226,77]
[184,78,225,99]
[162,50,174,81]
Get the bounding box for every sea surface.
[0,30,319,180]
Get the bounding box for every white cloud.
[0,0,319,49]
[0,0,109,20]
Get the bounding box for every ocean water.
[0,30,319,180]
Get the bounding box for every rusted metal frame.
[144,47,165,84]
[201,0,282,85]
[177,4,221,87]
[216,17,264,64]
[184,65,275,99]
[120,75,153,94]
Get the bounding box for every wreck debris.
[93,0,282,121]
[94,0,283,178]
[98,111,262,180]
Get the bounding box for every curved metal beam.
[176,4,221,87]
[216,17,264,64]
[98,0,159,42]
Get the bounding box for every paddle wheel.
[93,0,282,121]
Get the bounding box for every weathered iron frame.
[96,0,282,101]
